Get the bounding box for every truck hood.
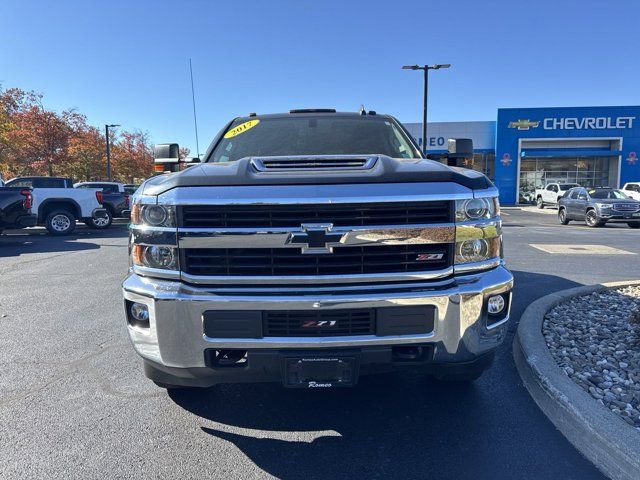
[141,155,492,196]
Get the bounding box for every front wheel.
[558,208,570,225]
[628,222,640,229]
[87,210,113,229]
[45,210,76,235]
[585,210,604,228]
[536,197,544,209]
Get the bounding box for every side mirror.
[578,194,588,201]
[447,138,474,159]
[153,143,180,163]
[182,157,201,168]
[426,138,474,167]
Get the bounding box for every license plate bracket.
[283,356,358,388]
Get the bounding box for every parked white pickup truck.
[3,176,107,234]
[535,183,580,208]
[622,182,640,201]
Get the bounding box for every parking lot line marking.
[519,207,558,215]
[529,244,636,255]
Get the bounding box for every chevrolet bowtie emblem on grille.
[288,223,345,254]
[508,119,540,130]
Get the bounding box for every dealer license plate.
[283,356,357,388]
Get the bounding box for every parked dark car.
[74,182,131,228]
[558,187,640,228]
[0,187,37,234]
[123,184,140,195]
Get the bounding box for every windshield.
[559,184,579,190]
[589,189,629,199]
[209,115,421,163]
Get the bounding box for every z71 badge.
[302,320,337,328]
[416,253,444,261]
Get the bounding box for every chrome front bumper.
[122,266,513,369]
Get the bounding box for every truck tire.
[86,209,113,229]
[585,209,604,228]
[45,209,76,235]
[628,222,640,229]
[536,196,544,209]
[558,208,570,225]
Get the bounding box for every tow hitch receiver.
[283,356,359,388]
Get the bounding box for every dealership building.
[404,106,640,205]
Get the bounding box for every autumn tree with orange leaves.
[110,131,154,183]
[0,86,154,183]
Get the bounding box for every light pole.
[402,64,451,154]
[105,123,120,181]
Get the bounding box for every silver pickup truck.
[123,110,513,389]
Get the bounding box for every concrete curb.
[513,280,640,480]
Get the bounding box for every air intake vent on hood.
[251,155,378,173]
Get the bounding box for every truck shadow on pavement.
[168,271,603,480]
[0,226,128,258]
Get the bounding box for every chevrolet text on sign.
[543,116,636,130]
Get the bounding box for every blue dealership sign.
[495,106,640,204]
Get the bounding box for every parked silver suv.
[122,110,513,389]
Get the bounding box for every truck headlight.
[595,203,611,210]
[454,237,501,265]
[131,204,176,228]
[455,197,499,221]
[131,245,178,270]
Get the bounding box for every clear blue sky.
[1,0,639,156]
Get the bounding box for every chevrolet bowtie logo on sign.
[288,223,345,254]
[508,119,540,130]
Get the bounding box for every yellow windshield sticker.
[224,120,260,138]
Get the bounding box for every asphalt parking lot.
[1,209,638,479]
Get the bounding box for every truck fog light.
[487,295,506,315]
[130,302,149,322]
[144,246,177,269]
[459,238,488,262]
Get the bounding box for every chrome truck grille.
[178,201,452,228]
[173,198,458,285]
[182,243,452,277]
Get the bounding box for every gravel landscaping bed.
[543,285,640,430]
